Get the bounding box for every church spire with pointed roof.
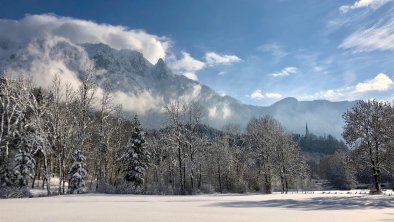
[305,123,310,137]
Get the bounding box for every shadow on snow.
[207,196,394,210]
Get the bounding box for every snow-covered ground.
[1,191,393,222]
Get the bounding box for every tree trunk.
[58,155,62,194]
[177,143,183,194]
[198,164,202,190]
[280,175,285,194]
[189,151,194,192]
[31,161,38,189]
[372,167,382,194]
[43,156,51,195]
[218,162,222,193]
[285,177,289,194]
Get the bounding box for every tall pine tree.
[68,149,87,194]
[13,133,36,187]
[124,115,150,188]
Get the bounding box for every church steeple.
[305,123,309,137]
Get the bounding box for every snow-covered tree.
[25,87,53,195]
[0,76,29,187]
[68,64,96,193]
[342,100,393,194]
[164,101,186,193]
[124,115,150,188]
[245,116,310,194]
[274,134,309,193]
[208,137,232,193]
[319,150,356,190]
[183,102,202,192]
[95,89,115,190]
[13,133,36,187]
[245,117,278,194]
[68,149,87,194]
[47,75,75,194]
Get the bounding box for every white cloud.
[205,52,241,66]
[271,67,297,77]
[167,51,205,80]
[300,87,356,101]
[301,73,393,101]
[217,90,226,96]
[222,105,232,119]
[5,36,90,90]
[248,89,283,100]
[168,51,240,80]
[178,84,202,105]
[339,0,391,13]
[0,14,170,64]
[250,89,265,100]
[112,90,164,114]
[183,72,198,81]
[258,42,288,61]
[169,52,205,72]
[339,17,394,52]
[355,73,393,92]
[208,103,232,120]
[265,92,283,99]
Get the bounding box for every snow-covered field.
[1,191,393,222]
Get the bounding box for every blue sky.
[1,0,394,105]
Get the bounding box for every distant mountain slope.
[250,98,357,138]
[83,43,357,137]
[0,40,356,138]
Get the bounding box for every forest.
[0,69,393,198]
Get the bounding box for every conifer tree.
[68,149,87,194]
[124,115,150,188]
[13,134,36,187]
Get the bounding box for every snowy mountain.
[0,39,356,138]
[83,43,356,137]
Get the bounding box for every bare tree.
[25,86,52,196]
[47,75,75,194]
[245,117,278,193]
[343,100,392,194]
[95,89,115,190]
[319,150,356,190]
[107,106,128,186]
[68,64,97,194]
[164,101,186,194]
[274,133,308,193]
[183,102,202,192]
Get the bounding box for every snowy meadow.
[1,191,393,222]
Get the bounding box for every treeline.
[295,133,348,155]
[2,71,392,198]
[0,72,310,197]
[0,69,147,197]
[147,103,309,194]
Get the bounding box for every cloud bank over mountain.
[0,14,168,114]
[0,14,169,64]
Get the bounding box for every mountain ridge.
[0,40,357,138]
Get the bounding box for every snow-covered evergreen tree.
[13,134,36,187]
[68,149,87,194]
[124,115,150,188]
[0,159,13,187]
